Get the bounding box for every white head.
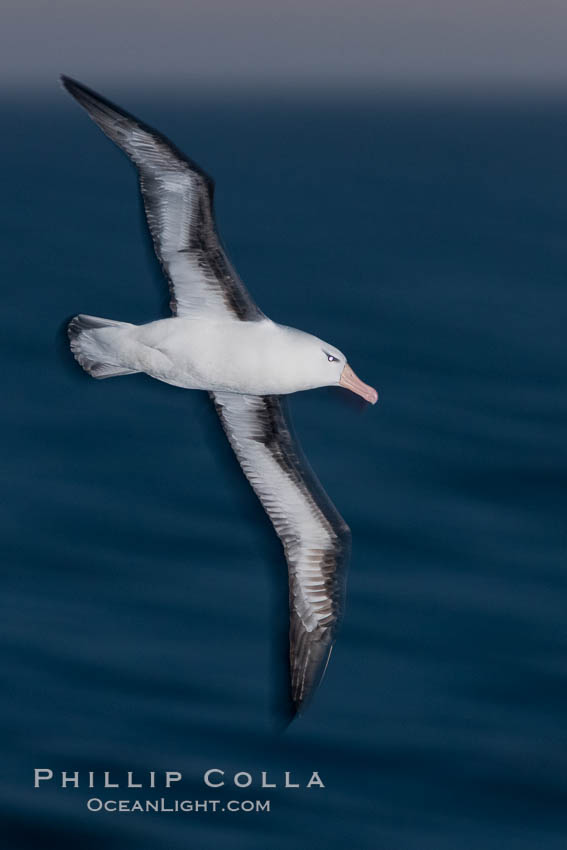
[275,326,378,403]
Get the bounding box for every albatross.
[61,76,378,716]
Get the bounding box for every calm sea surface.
[1,93,566,849]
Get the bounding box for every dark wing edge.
[211,391,351,715]
[60,75,263,322]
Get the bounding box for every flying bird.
[61,76,377,716]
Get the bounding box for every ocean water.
[1,92,566,849]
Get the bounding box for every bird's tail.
[68,314,138,379]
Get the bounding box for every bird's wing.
[212,391,351,713]
[61,76,263,322]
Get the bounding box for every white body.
[75,315,348,394]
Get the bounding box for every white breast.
[134,317,310,394]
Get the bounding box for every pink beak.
[339,364,378,404]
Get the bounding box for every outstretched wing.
[212,391,351,714]
[61,76,263,322]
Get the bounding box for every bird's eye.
[323,350,339,363]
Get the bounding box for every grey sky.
[4,0,567,93]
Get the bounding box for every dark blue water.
[1,92,566,849]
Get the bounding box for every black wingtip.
[59,74,125,116]
[273,701,299,732]
[60,74,89,99]
[60,74,103,112]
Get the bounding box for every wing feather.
[61,76,263,321]
[212,391,351,713]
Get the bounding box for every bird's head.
[279,326,378,404]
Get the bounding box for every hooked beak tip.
[339,364,378,405]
